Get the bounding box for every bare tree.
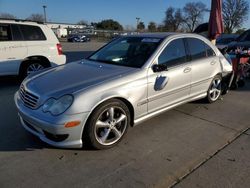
[148,22,157,32]
[0,13,16,19]
[223,0,249,33]
[183,2,208,32]
[164,7,184,32]
[27,14,44,22]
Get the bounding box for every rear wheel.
[84,99,130,150]
[207,75,222,103]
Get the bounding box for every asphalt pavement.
[0,42,249,188]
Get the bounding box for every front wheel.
[207,75,222,103]
[84,99,130,150]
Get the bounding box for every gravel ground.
[62,41,106,63]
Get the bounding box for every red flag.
[208,0,224,40]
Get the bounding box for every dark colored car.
[67,35,90,43]
[216,34,239,49]
[227,29,250,51]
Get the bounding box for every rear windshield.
[88,37,162,68]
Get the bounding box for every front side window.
[0,24,12,41]
[158,39,187,67]
[88,37,162,68]
[19,25,46,41]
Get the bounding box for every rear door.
[185,38,219,97]
[19,25,48,57]
[0,23,27,75]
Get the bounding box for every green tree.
[223,0,249,33]
[148,22,157,32]
[137,22,145,31]
[96,19,123,31]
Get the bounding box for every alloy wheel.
[94,106,127,146]
[209,78,222,101]
[27,63,44,75]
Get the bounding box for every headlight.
[42,95,74,116]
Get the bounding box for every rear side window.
[158,39,187,67]
[0,24,12,41]
[19,25,46,41]
[205,43,216,57]
[186,38,215,61]
[11,24,23,41]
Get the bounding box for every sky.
[0,0,249,28]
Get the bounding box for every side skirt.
[133,93,207,126]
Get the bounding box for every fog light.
[65,121,81,128]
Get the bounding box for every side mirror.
[152,64,168,73]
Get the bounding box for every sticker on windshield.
[142,38,160,43]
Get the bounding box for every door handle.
[184,67,192,73]
[7,57,16,60]
[210,61,217,65]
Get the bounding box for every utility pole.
[43,5,47,23]
[136,17,140,31]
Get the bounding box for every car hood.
[23,60,137,98]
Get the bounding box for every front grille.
[19,84,39,109]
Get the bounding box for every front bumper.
[14,92,89,148]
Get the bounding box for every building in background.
[46,22,95,38]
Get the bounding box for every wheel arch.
[82,96,135,134]
[19,56,51,75]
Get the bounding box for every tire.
[206,75,222,103]
[84,99,131,150]
[20,60,46,79]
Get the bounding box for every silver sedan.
[14,33,233,149]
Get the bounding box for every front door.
[147,38,192,114]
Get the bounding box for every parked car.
[216,34,239,49]
[15,33,232,149]
[0,19,66,78]
[67,35,90,42]
[227,29,250,51]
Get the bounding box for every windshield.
[237,30,250,42]
[88,37,162,68]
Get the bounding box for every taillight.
[57,43,63,55]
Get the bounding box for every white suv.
[0,19,66,78]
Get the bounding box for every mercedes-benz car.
[14,33,233,149]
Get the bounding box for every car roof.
[125,32,204,39]
[0,18,44,25]
[125,32,175,39]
